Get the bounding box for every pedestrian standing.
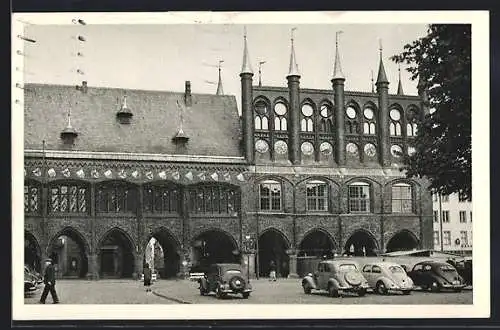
[143,263,152,292]
[39,258,59,304]
[269,260,277,281]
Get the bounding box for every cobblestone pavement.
[24,280,173,304]
[24,279,472,305]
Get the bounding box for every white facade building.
[432,192,472,256]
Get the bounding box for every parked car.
[198,263,252,299]
[407,261,466,292]
[302,260,370,297]
[25,265,43,285]
[361,262,414,295]
[24,267,38,294]
[449,258,472,286]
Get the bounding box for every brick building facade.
[23,32,433,279]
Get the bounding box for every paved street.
[25,279,472,305]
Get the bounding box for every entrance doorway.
[98,228,135,278]
[191,230,239,272]
[344,230,379,256]
[258,229,290,278]
[25,231,41,273]
[144,228,180,279]
[386,230,420,252]
[48,228,89,278]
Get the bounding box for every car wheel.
[303,283,312,294]
[215,287,224,299]
[358,288,366,297]
[430,281,441,293]
[376,281,388,295]
[402,290,411,295]
[328,284,339,298]
[242,292,250,299]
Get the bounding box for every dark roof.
[24,83,243,157]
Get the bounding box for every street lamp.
[244,235,254,281]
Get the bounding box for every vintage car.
[24,267,38,294]
[407,261,466,292]
[361,262,414,295]
[25,265,43,285]
[302,260,370,297]
[198,263,252,299]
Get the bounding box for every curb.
[152,290,192,304]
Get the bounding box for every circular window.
[346,142,358,154]
[346,106,357,119]
[364,108,374,120]
[301,141,314,156]
[274,102,287,116]
[390,109,401,121]
[320,104,332,118]
[274,140,288,154]
[254,101,268,115]
[320,142,333,155]
[255,139,269,153]
[301,104,314,117]
[364,143,377,157]
[391,145,403,157]
[408,146,416,156]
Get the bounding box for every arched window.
[348,182,371,213]
[319,103,334,133]
[254,100,269,130]
[345,105,359,134]
[49,182,88,213]
[259,180,281,211]
[189,185,238,214]
[363,107,376,135]
[389,108,402,136]
[301,103,314,132]
[24,181,41,214]
[97,182,137,213]
[392,183,413,213]
[143,184,180,213]
[306,180,328,212]
[274,102,288,131]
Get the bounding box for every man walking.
[269,260,277,282]
[39,258,59,304]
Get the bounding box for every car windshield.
[389,266,405,273]
[339,264,357,272]
[440,265,456,272]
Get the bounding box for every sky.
[21,23,429,113]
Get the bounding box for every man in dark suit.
[39,258,59,304]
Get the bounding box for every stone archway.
[144,228,181,279]
[386,230,420,253]
[258,229,290,278]
[191,230,240,272]
[98,228,135,279]
[47,227,90,279]
[298,229,337,258]
[25,231,42,273]
[344,229,379,256]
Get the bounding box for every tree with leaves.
[391,24,471,199]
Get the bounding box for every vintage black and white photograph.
[12,11,489,320]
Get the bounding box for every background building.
[432,192,473,256]
[23,29,434,280]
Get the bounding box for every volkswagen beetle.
[302,260,370,297]
[407,261,466,292]
[361,262,414,295]
[198,263,252,299]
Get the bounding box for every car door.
[317,263,329,289]
[409,264,423,285]
[371,265,382,284]
[362,264,373,287]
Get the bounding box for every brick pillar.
[133,184,144,280]
[286,249,299,278]
[287,74,301,165]
[332,77,346,166]
[89,253,99,280]
[88,182,96,279]
[241,72,255,164]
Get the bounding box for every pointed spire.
[66,106,74,130]
[240,26,253,75]
[371,70,374,93]
[61,102,78,139]
[332,31,345,80]
[376,39,389,85]
[173,100,189,142]
[216,60,224,95]
[287,27,300,77]
[121,94,129,110]
[397,64,404,95]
